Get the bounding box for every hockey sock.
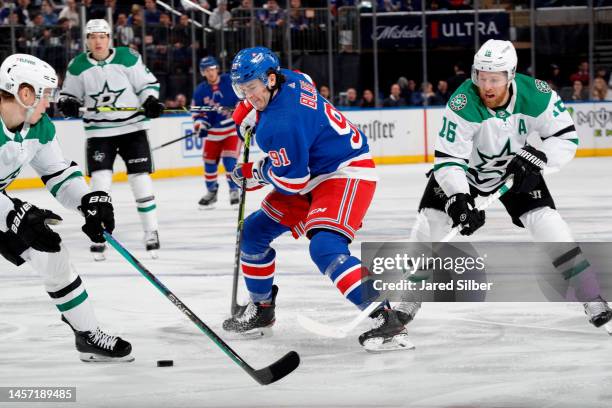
[241,210,289,302]
[128,173,158,232]
[309,230,376,309]
[222,156,239,190]
[204,161,219,192]
[23,247,98,331]
[90,169,113,193]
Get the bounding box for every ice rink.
[1,158,611,408]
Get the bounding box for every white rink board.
[14,102,611,181]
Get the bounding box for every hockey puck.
[157,360,174,367]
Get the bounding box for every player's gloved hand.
[5,199,62,253]
[142,96,165,119]
[445,193,485,236]
[193,120,211,138]
[231,158,269,191]
[232,100,258,142]
[505,145,547,193]
[57,97,83,118]
[79,191,115,243]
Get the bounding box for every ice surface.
[1,158,611,408]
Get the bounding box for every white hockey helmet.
[86,19,111,36]
[471,39,518,86]
[0,53,59,106]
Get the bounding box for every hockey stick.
[151,133,195,151]
[79,106,235,113]
[297,177,515,339]
[103,232,299,385]
[230,127,253,316]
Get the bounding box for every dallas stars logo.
[450,93,467,111]
[89,81,126,108]
[474,139,514,176]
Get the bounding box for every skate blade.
[198,204,216,210]
[225,326,273,340]
[92,253,106,262]
[80,353,135,363]
[147,250,159,259]
[362,334,415,353]
[604,322,612,336]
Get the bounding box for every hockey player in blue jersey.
[192,56,242,208]
[221,47,417,351]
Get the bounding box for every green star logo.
[450,93,467,111]
[535,79,551,94]
[89,81,126,109]
[474,139,514,176]
[485,50,492,57]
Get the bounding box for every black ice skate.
[358,306,415,352]
[222,285,278,338]
[144,230,160,259]
[62,315,134,363]
[90,243,106,262]
[584,296,612,334]
[198,189,218,209]
[229,189,240,206]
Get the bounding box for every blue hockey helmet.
[230,47,280,99]
[199,56,219,72]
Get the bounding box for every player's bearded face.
[477,71,509,109]
[87,33,111,60]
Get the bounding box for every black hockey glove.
[505,145,547,193]
[445,193,485,236]
[57,97,83,118]
[79,191,115,243]
[5,199,63,253]
[142,96,165,119]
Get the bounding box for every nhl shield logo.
[535,79,551,93]
[450,93,467,111]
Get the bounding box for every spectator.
[209,0,232,30]
[591,76,612,101]
[144,0,161,24]
[569,61,589,86]
[232,0,254,28]
[151,12,172,45]
[319,85,331,100]
[561,80,588,102]
[59,0,79,27]
[421,82,437,106]
[447,62,468,94]
[128,4,143,26]
[114,13,134,47]
[289,0,309,31]
[361,89,376,107]
[432,80,450,105]
[338,87,360,107]
[13,0,30,25]
[596,67,610,84]
[0,1,10,25]
[28,13,46,42]
[383,84,407,107]
[41,0,58,26]
[175,93,188,109]
[259,0,285,27]
[171,14,192,72]
[547,63,563,90]
[378,0,401,11]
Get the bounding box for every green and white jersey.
[0,114,89,232]
[433,73,578,196]
[61,47,160,138]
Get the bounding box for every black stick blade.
[251,351,300,385]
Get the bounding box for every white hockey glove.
[231,158,269,191]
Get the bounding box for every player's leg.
[117,130,160,257]
[221,135,242,206]
[502,177,612,328]
[86,136,118,261]
[0,233,133,362]
[409,173,454,242]
[199,138,223,209]
[306,178,413,351]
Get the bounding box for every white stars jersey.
[433,73,578,196]
[61,47,160,138]
[0,114,89,231]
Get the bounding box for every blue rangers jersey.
[257,75,377,195]
[192,73,240,141]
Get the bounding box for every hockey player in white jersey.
[411,39,612,330]
[0,54,133,362]
[58,19,165,260]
